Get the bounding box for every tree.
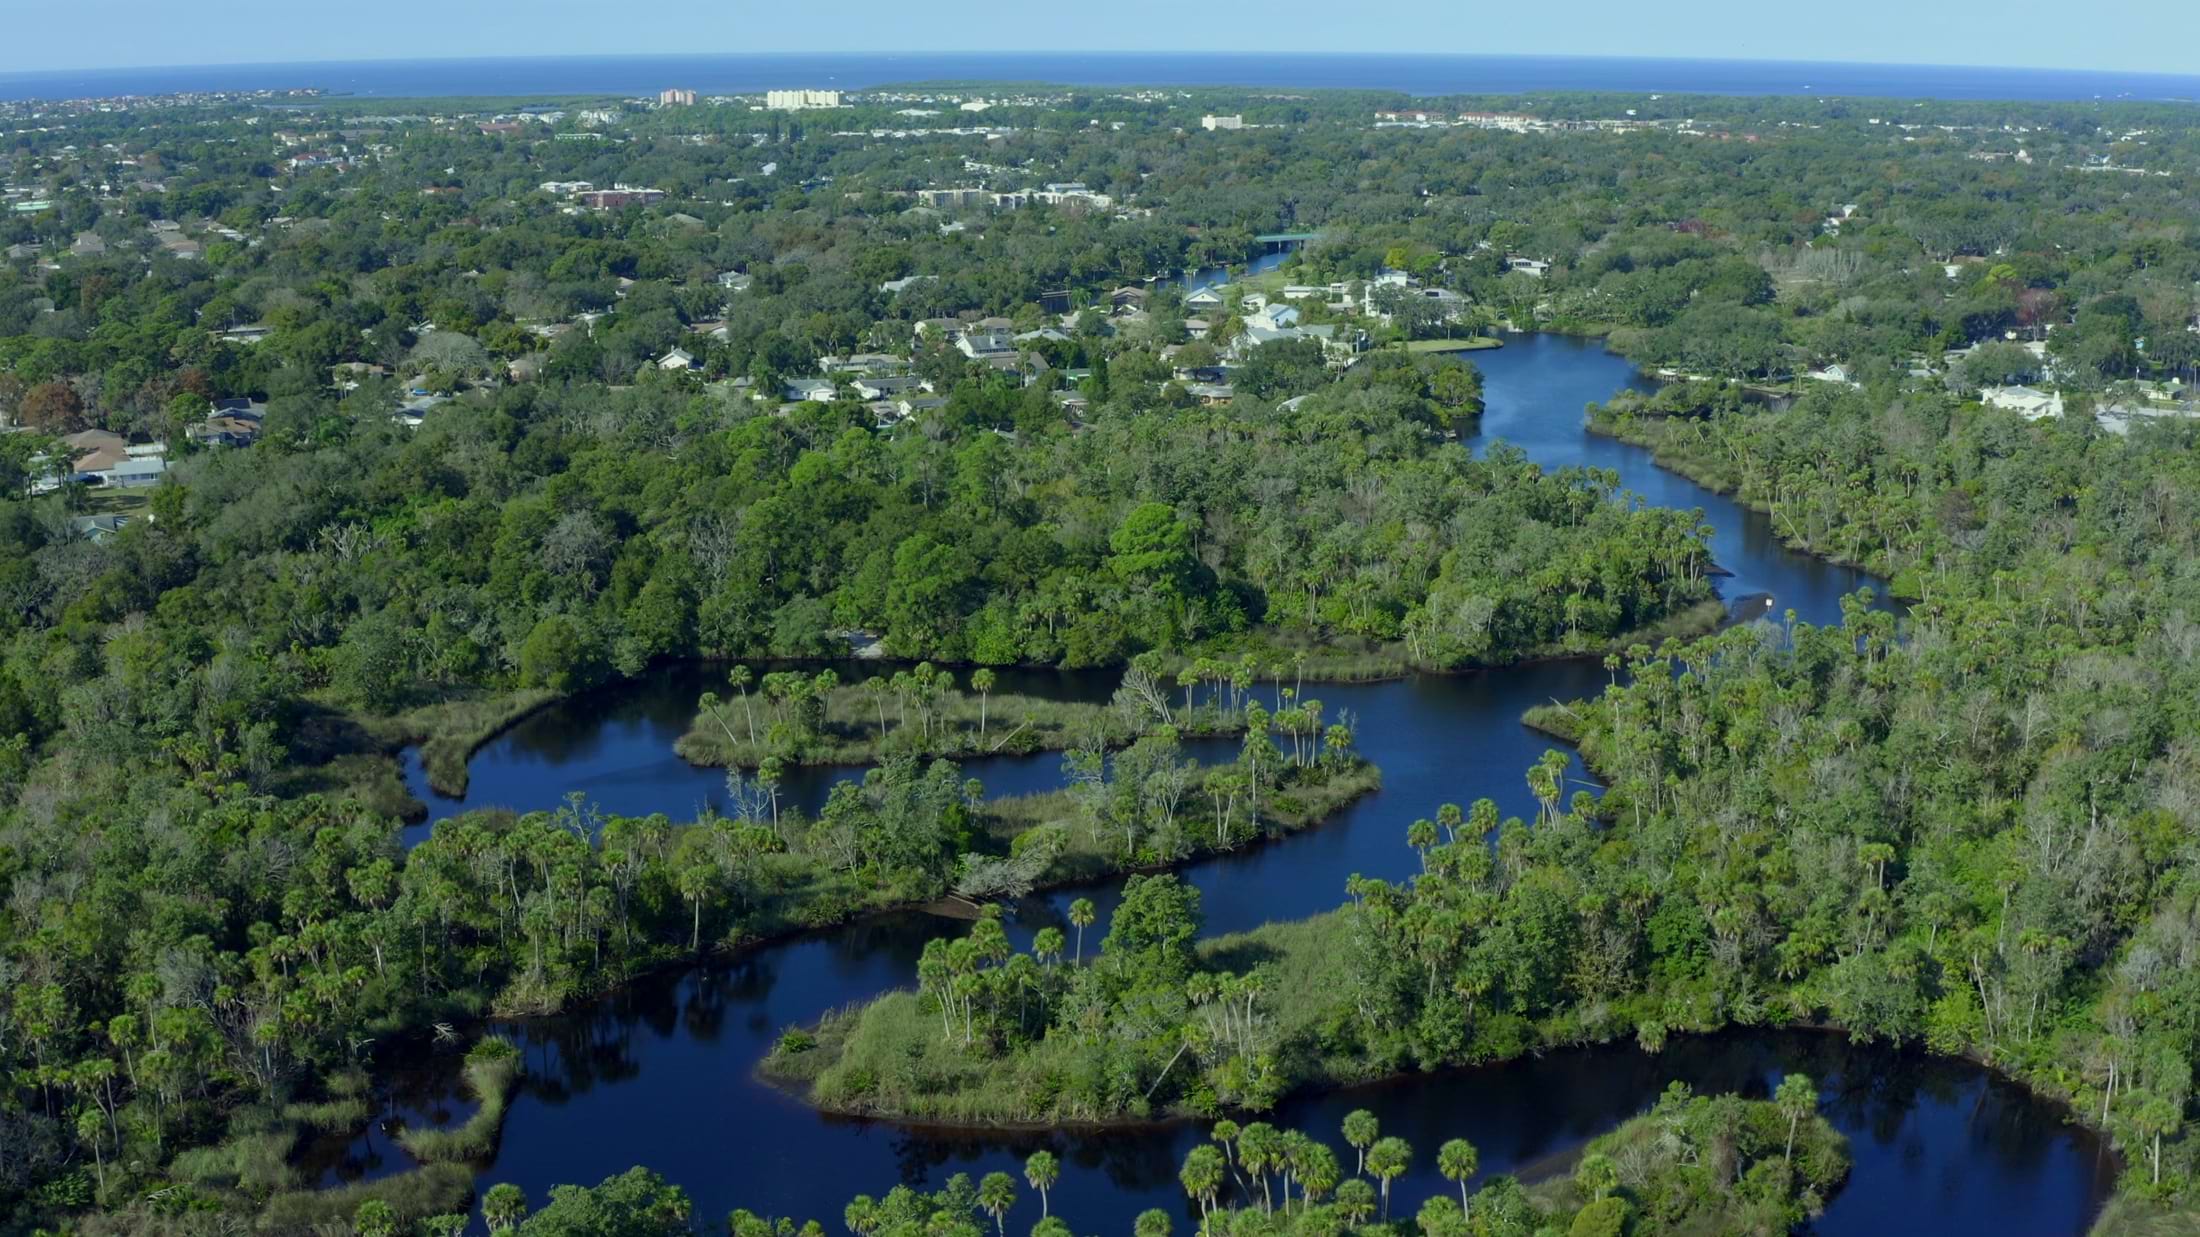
[978,1171,1018,1236]
[1180,1144,1226,1219]
[1774,1073,1816,1162]
[1573,1152,1618,1202]
[1334,1179,1377,1227]
[1134,1209,1172,1237]
[1068,898,1095,963]
[1367,1136,1412,1218]
[1342,1109,1378,1176]
[354,1199,399,1237]
[19,380,85,432]
[1024,1149,1059,1217]
[484,1183,529,1232]
[1568,1197,1628,1237]
[1437,1137,1479,1211]
[972,667,997,735]
[1108,502,1198,600]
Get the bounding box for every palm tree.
[1437,1137,1479,1211]
[1775,1072,1817,1161]
[1366,1136,1411,1219]
[483,1182,528,1232]
[1342,1109,1378,1176]
[972,668,997,735]
[1134,1209,1173,1237]
[1032,926,1064,970]
[1574,1152,1618,1202]
[1237,1122,1280,1213]
[844,1195,881,1237]
[1068,898,1095,963]
[1025,1149,1060,1217]
[978,1171,1018,1236]
[1334,1178,1377,1227]
[1297,1142,1339,1210]
[1180,1144,1226,1221]
[1407,818,1437,870]
[728,665,759,743]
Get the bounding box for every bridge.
[1254,231,1324,250]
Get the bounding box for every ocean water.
[3,52,2198,104]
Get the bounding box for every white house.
[784,378,839,403]
[658,348,699,371]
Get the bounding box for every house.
[880,275,937,295]
[1506,257,1552,278]
[783,378,838,403]
[70,232,107,257]
[657,348,699,371]
[220,325,272,345]
[1108,287,1150,310]
[1806,363,1860,387]
[507,355,547,383]
[60,430,167,488]
[956,330,1017,361]
[852,375,922,400]
[66,513,133,542]
[717,271,753,292]
[1247,304,1302,332]
[1185,285,1229,310]
[1186,382,1235,405]
[819,353,907,376]
[1201,115,1245,131]
[4,242,38,261]
[1981,385,2063,421]
[895,395,948,419]
[188,407,264,447]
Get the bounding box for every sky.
[2,0,2197,77]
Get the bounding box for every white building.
[1201,115,1245,131]
[767,89,843,111]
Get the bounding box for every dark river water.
[349,335,2110,1234]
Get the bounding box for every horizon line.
[6,48,2200,86]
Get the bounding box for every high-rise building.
[659,88,698,107]
[766,89,843,111]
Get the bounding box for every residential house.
[1185,285,1229,311]
[852,375,922,400]
[783,378,839,403]
[658,348,699,371]
[1981,385,2063,421]
[60,430,167,488]
[956,330,1017,361]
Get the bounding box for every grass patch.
[1398,336,1505,353]
[365,689,561,797]
[395,1037,524,1163]
[257,1163,475,1233]
[2089,1196,2200,1237]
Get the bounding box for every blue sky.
[2,0,2196,76]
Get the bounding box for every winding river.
[335,336,2111,1234]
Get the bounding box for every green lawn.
[1400,337,1505,353]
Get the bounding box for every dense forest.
[3,73,2200,1235]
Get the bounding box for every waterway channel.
[337,335,2110,1235]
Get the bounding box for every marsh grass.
[395,1037,523,1163]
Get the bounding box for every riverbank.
[1582,410,1913,595]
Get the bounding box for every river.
[345,335,2110,1234]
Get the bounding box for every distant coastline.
[5,51,2200,104]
